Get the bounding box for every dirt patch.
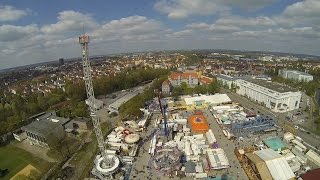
[10,164,39,180]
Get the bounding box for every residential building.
[22,112,69,148]
[169,73,199,87]
[235,79,301,112]
[161,80,172,94]
[279,69,313,82]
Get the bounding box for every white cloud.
[92,15,167,42]
[154,0,277,19]
[216,16,276,27]
[0,5,30,22]
[154,0,227,19]
[188,22,240,32]
[0,24,38,42]
[217,0,277,10]
[41,10,98,34]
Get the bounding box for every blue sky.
[0,0,319,69]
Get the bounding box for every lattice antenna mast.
[79,35,109,164]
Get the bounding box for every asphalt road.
[204,109,248,180]
[225,90,320,153]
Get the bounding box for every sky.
[0,0,320,69]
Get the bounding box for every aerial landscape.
[1,0,320,180]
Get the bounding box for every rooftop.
[246,79,298,93]
[22,115,69,137]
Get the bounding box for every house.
[161,80,172,94]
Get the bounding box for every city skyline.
[1,0,320,69]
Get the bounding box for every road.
[204,109,248,180]
[225,90,320,153]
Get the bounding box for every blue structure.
[231,116,275,137]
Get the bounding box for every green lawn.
[0,142,52,180]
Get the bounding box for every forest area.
[0,68,170,136]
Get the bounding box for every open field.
[0,142,52,180]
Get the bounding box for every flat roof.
[246,79,298,93]
[183,94,232,106]
[22,116,69,137]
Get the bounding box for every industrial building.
[235,79,301,112]
[21,112,69,148]
[279,69,313,82]
[216,74,250,89]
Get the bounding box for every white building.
[169,72,199,87]
[235,79,301,112]
[216,74,235,89]
[279,69,313,82]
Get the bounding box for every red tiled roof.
[200,77,212,84]
[170,73,198,80]
[162,80,171,85]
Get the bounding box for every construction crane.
[79,35,110,165]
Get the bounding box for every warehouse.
[235,79,301,112]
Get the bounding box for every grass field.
[0,142,53,180]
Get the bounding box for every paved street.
[204,109,248,180]
[225,90,320,153]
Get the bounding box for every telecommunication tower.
[79,35,119,179]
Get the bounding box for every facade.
[13,129,27,141]
[169,73,199,87]
[216,74,235,89]
[279,69,313,82]
[22,113,69,148]
[235,79,301,112]
[161,80,172,94]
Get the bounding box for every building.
[59,58,64,66]
[279,69,313,82]
[64,117,92,133]
[22,112,69,148]
[169,72,199,87]
[235,79,301,112]
[13,129,27,141]
[161,80,172,95]
[216,74,236,89]
[183,94,232,110]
